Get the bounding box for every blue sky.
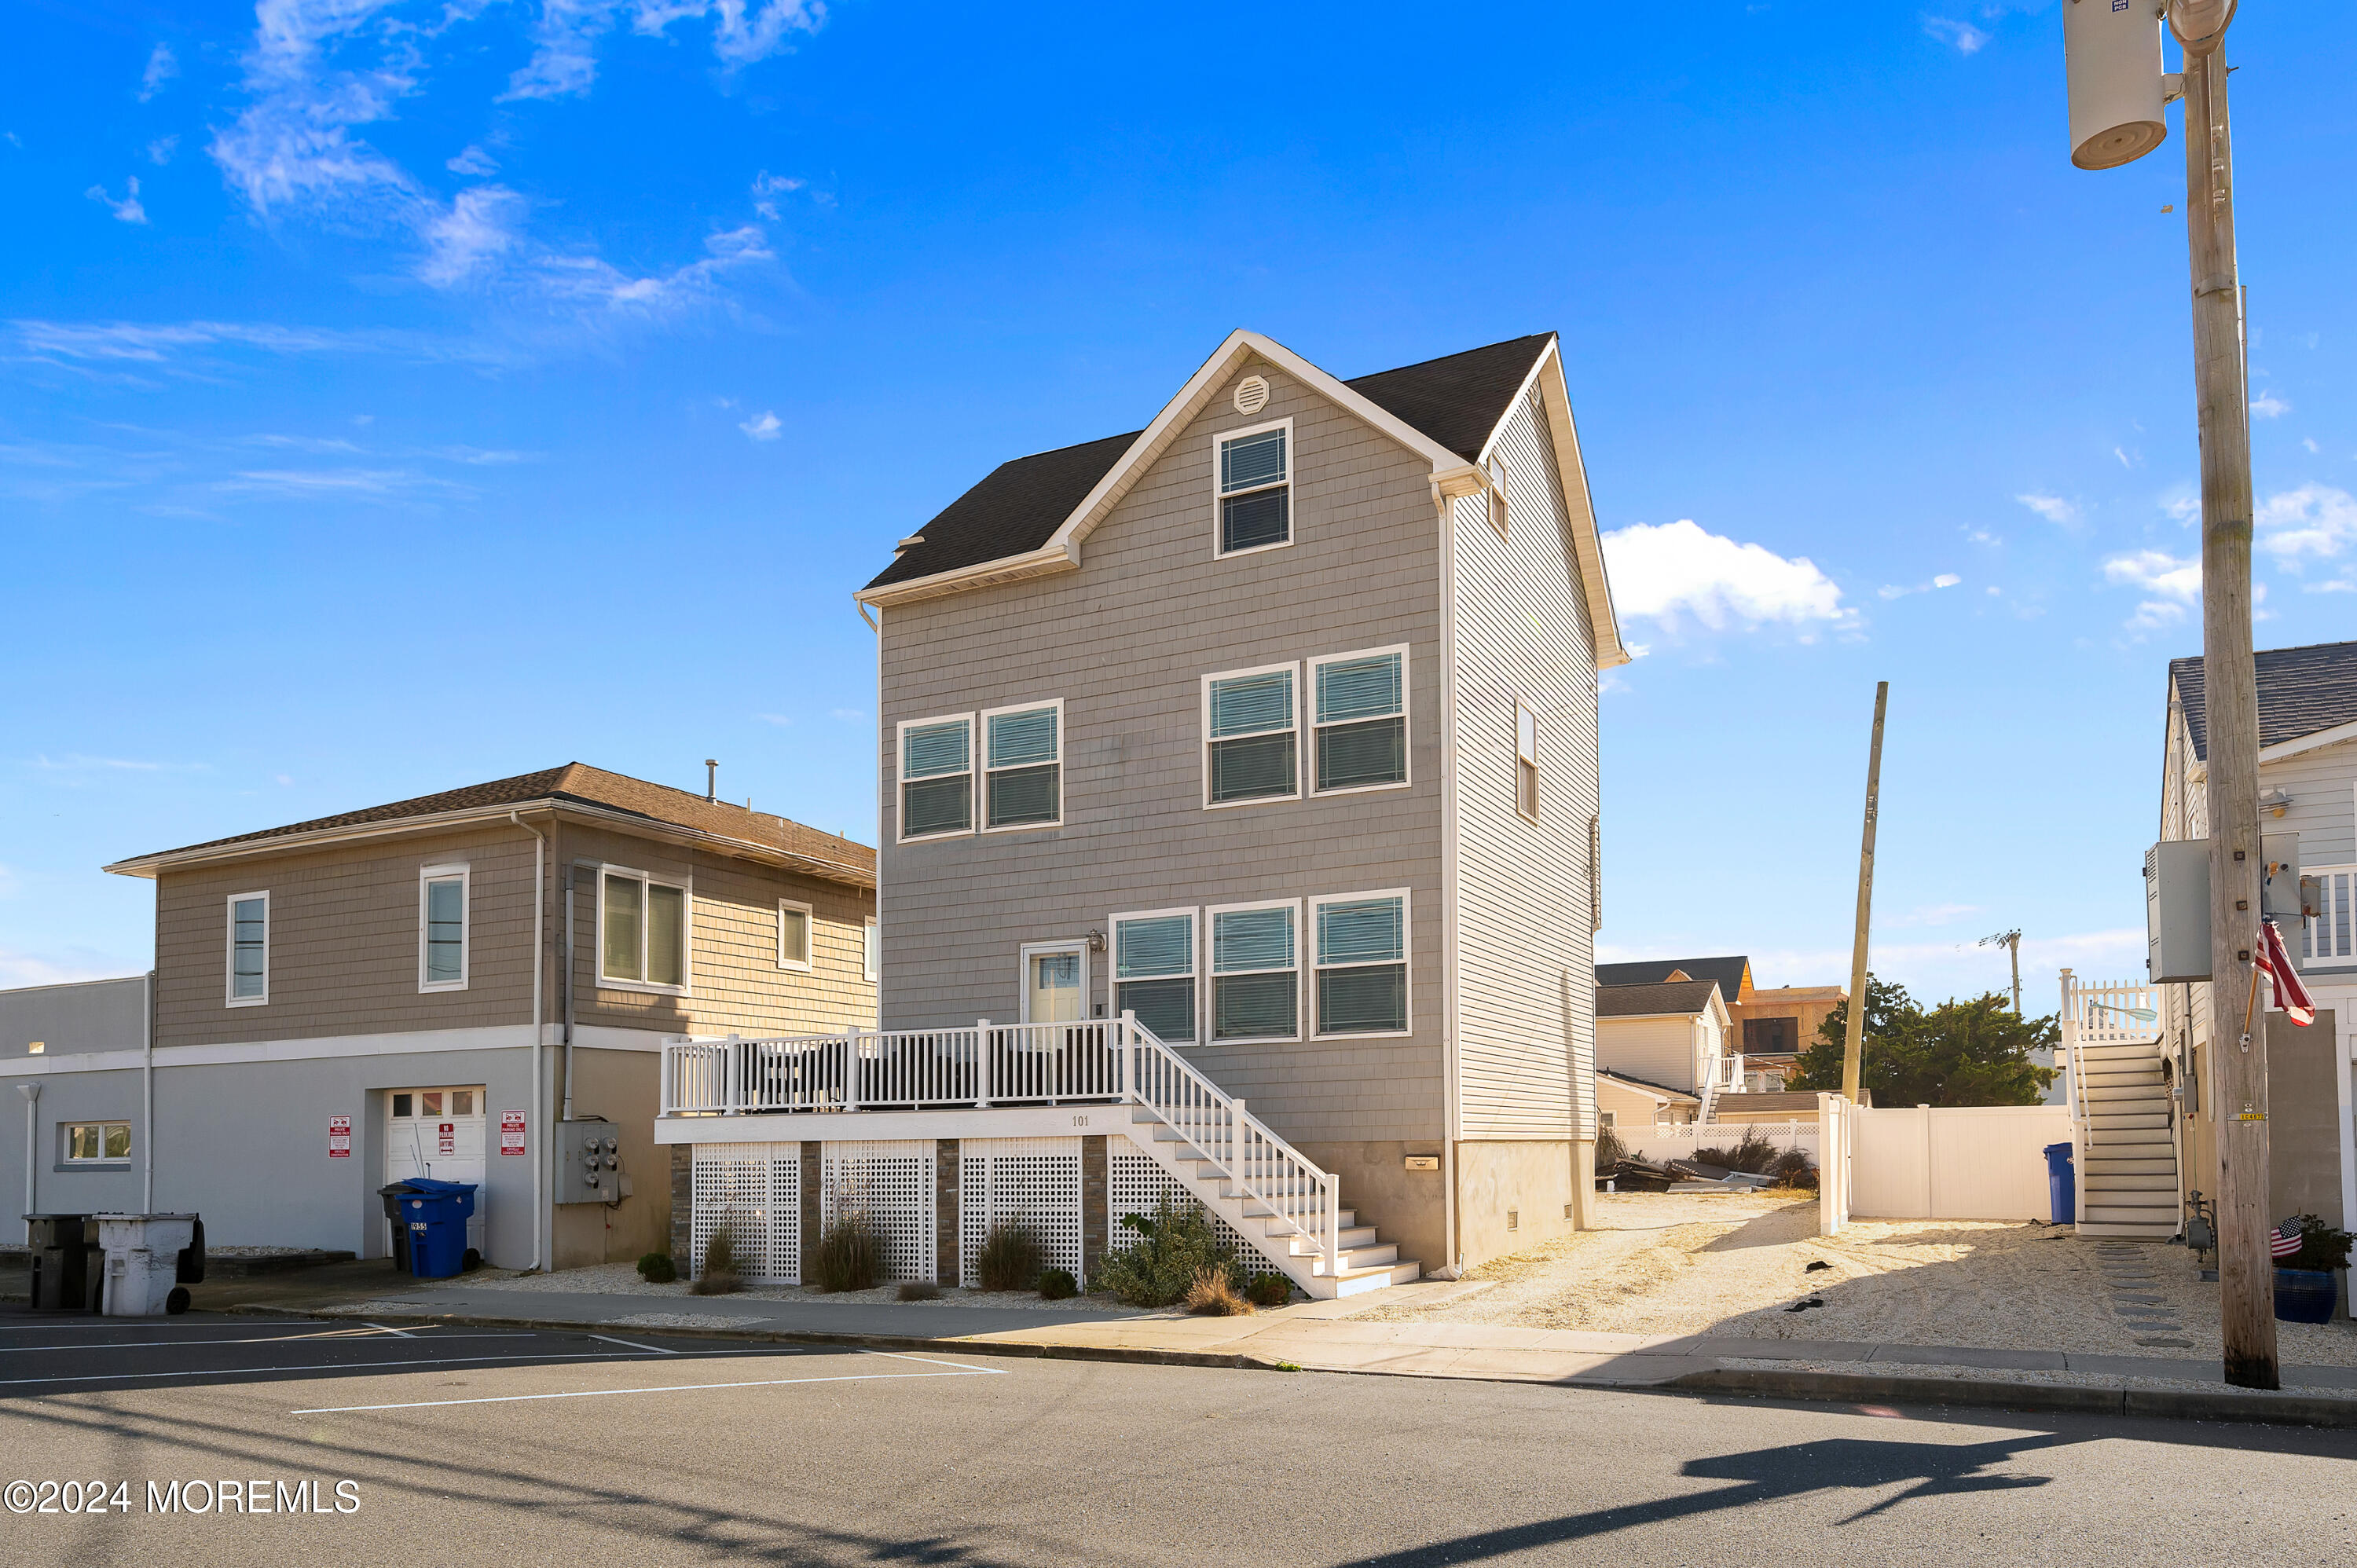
[5,2,2353,1009]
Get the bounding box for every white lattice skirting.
[959,1138,1083,1286]
[1107,1143,1271,1271]
[691,1141,801,1284]
[822,1139,938,1284]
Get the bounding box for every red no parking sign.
[328,1115,351,1159]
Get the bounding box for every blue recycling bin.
[2042,1142,2077,1225]
[398,1177,478,1280]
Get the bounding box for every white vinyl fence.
[1844,1103,2069,1222]
[1618,1121,1821,1167]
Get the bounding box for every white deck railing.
[661,1013,1340,1272]
[1696,1051,1747,1125]
[2057,969,2165,1227]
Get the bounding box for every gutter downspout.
[511,811,547,1273]
[1433,477,1463,1279]
[141,969,155,1211]
[17,1082,37,1243]
[566,861,589,1122]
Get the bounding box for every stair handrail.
[1116,1012,1340,1276]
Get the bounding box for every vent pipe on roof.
[706,759,717,802]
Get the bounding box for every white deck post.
[725,1032,742,1114]
[977,1020,992,1108]
[1118,1011,1135,1102]
[842,1031,860,1113]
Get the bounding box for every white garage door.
[387,1086,487,1255]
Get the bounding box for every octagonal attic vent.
[1233,375,1270,416]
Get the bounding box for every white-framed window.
[1485,452,1509,537]
[1204,662,1299,807]
[1598,1110,1618,1129]
[898,713,975,840]
[599,866,689,993]
[982,699,1062,831]
[1112,907,1197,1046]
[1516,704,1540,821]
[2302,865,2355,964]
[863,918,881,984]
[64,1122,132,1163]
[1312,889,1409,1037]
[226,890,269,1006]
[1213,416,1292,557]
[777,899,813,973]
[418,864,470,992]
[1310,647,1408,794]
[1208,899,1299,1043]
[1020,940,1089,1024]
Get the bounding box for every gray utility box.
[556,1119,628,1206]
[2146,833,2301,984]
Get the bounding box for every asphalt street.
[2,1310,2353,1566]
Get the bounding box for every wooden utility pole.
[1842,682,1889,1103]
[2183,42,2276,1390]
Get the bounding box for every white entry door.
[1021,943,1087,1024]
[387,1086,488,1256]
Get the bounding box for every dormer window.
[1215,419,1292,556]
[1486,454,1509,536]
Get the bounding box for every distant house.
[1594,978,1736,1121]
[1596,954,1840,1093]
[1596,1069,1700,1130]
[2,764,876,1273]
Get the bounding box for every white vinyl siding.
[1453,387,1601,1139]
[1596,1015,1702,1094]
[226,891,268,1006]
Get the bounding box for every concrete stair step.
[1329,1260,1424,1296]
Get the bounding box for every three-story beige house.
[658,330,1627,1293]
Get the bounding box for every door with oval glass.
[387,1086,487,1258]
[1021,942,1088,1025]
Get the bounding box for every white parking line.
[363,1322,415,1339]
[0,1331,535,1355]
[586,1333,674,1355]
[0,1350,647,1389]
[290,1362,1008,1415]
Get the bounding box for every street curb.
[1673,1367,2357,1430]
[226,1303,1291,1374]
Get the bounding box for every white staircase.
[1127,1108,1422,1298]
[2062,974,2179,1241]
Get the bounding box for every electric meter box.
[557,1118,626,1205]
[2146,833,2301,984]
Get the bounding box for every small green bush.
[1092,1195,1242,1308]
[1246,1271,1292,1308]
[1770,1149,1819,1191]
[975,1221,1045,1291]
[2283,1216,2354,1273]
[1693,1126,1780,1175]
[896,1279,942,1302]
[692,1225,742,1295]
[1036,1267,1078,1300]
[812,1210,882,1292]
[636,1251,677,1284]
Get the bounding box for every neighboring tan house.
[1596,1069,1700,1130]
[2111,637,2357,1244]
[1595,980,1736,1119]
[0,765,875,1273]
[656,328,1629,1295]
[1596,954,1840,1091]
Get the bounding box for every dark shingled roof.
[113,764,875,885]
[864,334,1556,592]
[1595,956,1751,998]
[2171,638,2357,761]
[1596,980,1724,1018]
[1596,1068,1701,1103]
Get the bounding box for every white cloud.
[9,317,507,370]
[507,0,826,100]
[1932,573,1960,588]
[2015,493,2078,525]
[534,225,773,313]
[445,145,498,177]
[2104,548,2201,601]
[2249,390,2289,419]
[2256,483,2357,565]
[214,467,472,500]
[86,176,148,224]
[418,185,526,287]
[2304,438,2321,454]
[2161,486,2199,525]
[1600,519,1850,637]
[739,409,783,441]
[751,169,802,219]
[147,134,179,166]
[139,42,178,101]
[1922,16,1990,53]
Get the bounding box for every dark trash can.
[395,1178,478,1280]
[24,1214,98,1311]
[2276,1268,2337,1324]
[175,1216,206,1285]
[2042,1142,2077,1225]
[378,1182,420,1272]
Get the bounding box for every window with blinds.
[1216,422,1290,555]
[227,891,269,1006]
[1205,665,1298,804]
[420,866,468,991]
[1516,705,1540,820]
[1211,902,1298,1042]
[1312,648,1406,792]
[900,715,974,838]
[602,868,688,990]
[1113,910,1197,1045]
[984,702,1061,830]
[1314,892,1407,1035]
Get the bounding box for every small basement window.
[64,1123,132,1163]
[1216,421,1291,555]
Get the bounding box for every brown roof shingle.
[108,763,874,886]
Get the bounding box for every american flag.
[2255,919,2317,1028]
[2274,1217,2305,1261]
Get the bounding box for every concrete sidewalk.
[222,1271,2357,1427]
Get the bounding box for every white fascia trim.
[119,1023,542,1072]
[1527,341,1629,670]
[853,539,1080,610]
[2258,717,2357,765]
[105,799,874,889]
[656,1103,1118,1145]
